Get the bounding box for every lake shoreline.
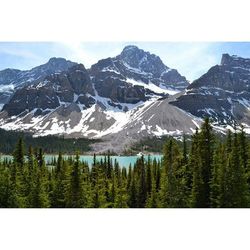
[0,152,162,157]
[0,153,163,168]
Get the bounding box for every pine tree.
[210,143,224,207]
[146,174,158,208]
[198,117,214,207]
[0,164,11,208]
[114,169,128,208]
[51,152,67,207]
[146,156,152,195]
[159,139,187,207]
[238,126,249,186]
[128,170,137,208]
[106,151,112,179]
[65,152,84,208]
[137,156,147,208]
[189,128,204,208]
[13,138,25,168]
[30,158,50,208]
[224,132,249,207]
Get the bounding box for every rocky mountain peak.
[118,45,167,74]
[172,53,250,127]
[121,45,139,52]
[48,57,67,63]
[34,57,77,74]
[221,53,232,65]
[0,68,21,85]
[221,53,250,68]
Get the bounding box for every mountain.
[0,57,77,108]
[0,92,201,153]
[171,54,250,130]
[90,45,189,101]
[0,49,250,153]
[0,46,196,152]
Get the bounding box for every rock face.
[2,64,95,116]
[171,54,250,126]
[90,45,189,105]
[0,57,77,107]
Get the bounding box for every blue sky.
[1,42,250,81]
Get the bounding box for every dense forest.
[0,118,249,208]
[0,128,99,154]
[130,135,190,154]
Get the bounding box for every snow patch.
[126,78,179,95]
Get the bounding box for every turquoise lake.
[0,154,163,168]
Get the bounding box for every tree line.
[0,118,249,208]
[0,128,98,154]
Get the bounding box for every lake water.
[0,154,163,168]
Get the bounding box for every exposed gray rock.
[2,64,94,116]
[90,45,189,104]
[171,54,250,126]
[0,57,77,107]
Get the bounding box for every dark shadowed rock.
[89,45,189,104]
[2,63,94,116]
[171,54,250,125]
[0,57,77,107]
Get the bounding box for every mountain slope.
[0,94,201,153]
[0,57,77,108]
[90,45,189,102]
[171,54,250,129]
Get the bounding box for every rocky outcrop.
[0,57,77,107]
[2,64,95,116]
[90,45,189,104]
[171,54,250,126]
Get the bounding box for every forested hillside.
[0,129,99,154]
[0,118,249,208]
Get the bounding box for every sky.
[1,42,250,81]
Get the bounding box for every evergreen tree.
[13,138,25,168]
[189,129,204,208]
[198,117,214,207]
[137,156,147,208]
[146,172,158,208]
[210,143,224,207]
[128,170,137,208]
[65,152,84,208]
[224,132,249,207]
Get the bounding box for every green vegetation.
[0,118,249,208]
[129,135,191,155]
[0,128,99,154]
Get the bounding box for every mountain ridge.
[0,48,249,153]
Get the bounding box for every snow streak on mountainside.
[0,95,201,153]
[89,45,189,99]
[171,54,250,131]
[0,58,77,106]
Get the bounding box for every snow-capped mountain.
[0,49,249,153]
[171,54,250,130]
[90,45,189,99]
[0,57,77,108]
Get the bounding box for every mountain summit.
[90,45,189,104]
[0,57,77,107]
[171,53,250,126]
